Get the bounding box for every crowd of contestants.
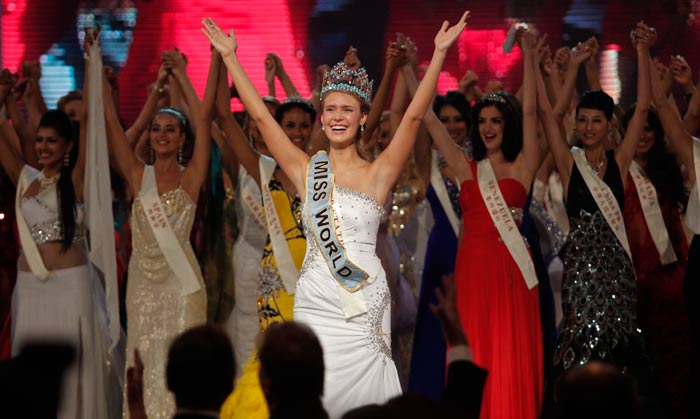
[0,11,698,419]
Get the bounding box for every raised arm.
[181,48,217,201]
[373,12,470,191]
[361,38,406,149]
[21,61,47,135]
[671,56,700,135]
[582,37,601,90]
[270,53,300,98]
[0,71,25,184]
[163,48,202,131]
[554,45,589,122]
[4,81,38,167]
[126,67,169,147]
[517,31,547,183]
[614,22,652,180]
[202,18,310,192]
[215,54,261,184]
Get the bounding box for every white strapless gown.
[294,184,402,419]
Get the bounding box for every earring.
[64,153,70,167]
[360,124,365,133]
[149,148,155,165]
[177,147,184,165]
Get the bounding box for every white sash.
[238,166,266,229]
[139,166,201,295]
[546,172,570,236]
[85,39,121,350]
[685,137,700,234]
[430,150,461,238]
[629,161,677,264]
[476,159,538,290]
[571,147,632,261]
[259,155,299,294]
[15,165,50,280]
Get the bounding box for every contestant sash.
[546,172,570,236]
[139,166,201,295]
[239,166,266,229]
[477,159,538,290]
[685,137,700,234]
[430,150,461,238]
[571,147,633,261]
[259,155,299,294]
[307,152,368,318]
[15,165,50,280]
[629,161,677,264]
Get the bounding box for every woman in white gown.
[202,12,470,417]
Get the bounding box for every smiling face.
[576,108,612,148]
[321,92,367,147]
[35,126,73,171]
[478,105,504,152]
[636,124,656,155]
[438,104,468,146]
[149,114,185,159]
[280,107,313,151]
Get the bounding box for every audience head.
[166,325,235,411]
[258,321,325,409]
[555,361,640,419]
[434,91,471,146]
[470,91,523,162]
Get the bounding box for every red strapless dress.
[455,169,543,419]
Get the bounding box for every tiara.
[157,107,187,127]
[321,62,373,106]
[480,93,507,105]
[282,95,314,109]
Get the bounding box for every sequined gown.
[408,163,461,401]
[294,184,403,419]
[124,184,206,419]
[221,175,306,419]
[624,176,690,418]
[553,152,649,382]
[455,162,543,419]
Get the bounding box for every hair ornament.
[157,107,187,128]
[480,93,507,105]
[282,95,314,109]
[321,62,373,106]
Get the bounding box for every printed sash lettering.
[477,159,538,289]
[140,166,201,295]
[629,161,677,264]
[239,166,266,229]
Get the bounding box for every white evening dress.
[224,169,267,378]
[294,184,402,419]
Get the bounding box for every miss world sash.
[629,161,677,264]
[307,151,369,292]
[477,159,538,290]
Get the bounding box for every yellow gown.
[220,176,305,419]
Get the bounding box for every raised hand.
[343,46,361,71]
[484,79,504,94]
[533,33,550,65]
[434,11,470,52]
[570,42,592,66]
[201,18,238,58]
[22,61,41,81]
[161,49,187,73]
[459,69,479,92]
[520,30,538,59]
[584,36,600,59]
[265,53,277,87]
[0,69,17,104]
[385,40,408,71]
[315,64,329,92]
[554,46,570,74]
[670,55,693,89]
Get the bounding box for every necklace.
[587,155,607,174]
[37,171,60,193]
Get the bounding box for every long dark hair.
[622,105,687,210]
[39,110,78,252]
[434,90,472,132]
[470,92,522,162]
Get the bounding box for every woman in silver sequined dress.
[540,22,656,397]
[103,49,218,418]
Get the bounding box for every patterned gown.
[124,184,206,419]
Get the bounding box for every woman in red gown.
[622,107,690,418]
[421,31,546,419]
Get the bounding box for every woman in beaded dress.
[419,30,546,419]
[540,22,655,399]
[103,49,218,419]
[203,12,469,418]
[409,90,471,400]
[0,66,111,417]
[213,53,314,417]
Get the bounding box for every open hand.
[201,18,238,58]
[434,11,470,52]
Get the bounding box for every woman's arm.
[5,87,38,168]
[615,22,652,180]
[373,12,471,193]
[582,37,602,90]
[163,48,202,131]
[554,45,589,122]
[672,57,700,135]
[203,18,310,193]
[21,61,47,135]
[0,70,26,184]
[126,67,169,147]
[182,48,217,201]
[270,53,300,98]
